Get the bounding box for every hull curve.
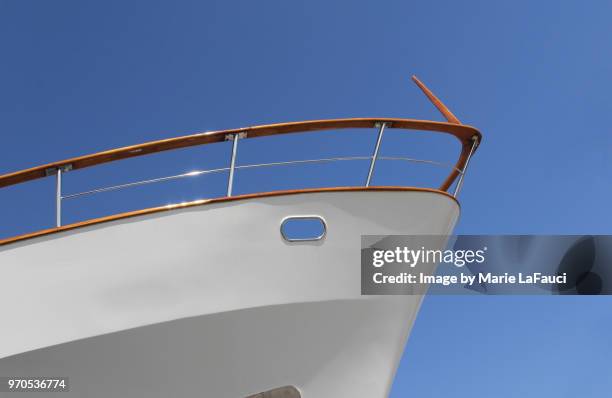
[0,190,459,397]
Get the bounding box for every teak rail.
[0,76,482,245]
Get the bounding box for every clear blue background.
[1,1,611,396]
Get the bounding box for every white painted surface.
[0,190,459,397]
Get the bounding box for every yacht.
[0,76,481,397]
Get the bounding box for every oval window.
[280,216,326,242]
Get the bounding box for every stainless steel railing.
[8,122,478,229]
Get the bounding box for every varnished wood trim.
[440,140,472,192]
[0,118,481,189]
[0,186,458,247]
[411,76,461,125]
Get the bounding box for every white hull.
[0,190,459,397]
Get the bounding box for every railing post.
[453,136,479,198]
[46,164,72,227]
[365,122,387,187]
[56,167,63,227]
[226,132,245,197]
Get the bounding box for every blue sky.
[1,1,612,396]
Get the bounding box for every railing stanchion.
[365,122,387,187]
[56,167,62,227]
[453,136,479,198]
[48,164,72,227]
[226,132,245,197]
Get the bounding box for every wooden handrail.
[0,76,484,247]
[0,117,480,190]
